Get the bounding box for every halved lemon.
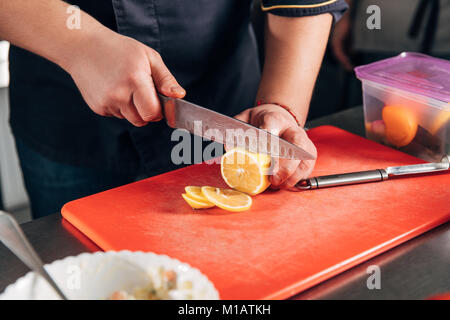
[185,186,214,205]
[201,186,252,212]
[220,148,271,195]
[181,193,215,209]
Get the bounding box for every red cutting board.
[61,126,450,299]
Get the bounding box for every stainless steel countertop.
[1,107,449,299]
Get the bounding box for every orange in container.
[382,105,418,147]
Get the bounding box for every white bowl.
[0,251,219,300]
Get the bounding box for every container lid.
[355,52,450,103]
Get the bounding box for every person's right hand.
[330,13,354,72]
[67,30,185,127]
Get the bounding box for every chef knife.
[158,94,316,160]
[296,155,450,190]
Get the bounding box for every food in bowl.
[108,266,194,300]
[0,251,219,300]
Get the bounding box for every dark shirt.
[9,0,347,176]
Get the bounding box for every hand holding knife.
[158,93,318,188]
[159,94,449,191]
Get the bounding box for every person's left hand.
[235,104,317,189]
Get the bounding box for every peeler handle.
[296,169,388,190]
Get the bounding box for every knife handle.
[296,169,388,190]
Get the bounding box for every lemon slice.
[220,148,271,195]
[181,193,215,209]
[185,186,214,205]
[201,186,252,212]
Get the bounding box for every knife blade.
[296,155,450,190]
[158,94,316,160]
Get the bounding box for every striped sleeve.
[260,0,348,21]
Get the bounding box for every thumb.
[146,48,186,98]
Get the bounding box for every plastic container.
[355,52,450,162]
